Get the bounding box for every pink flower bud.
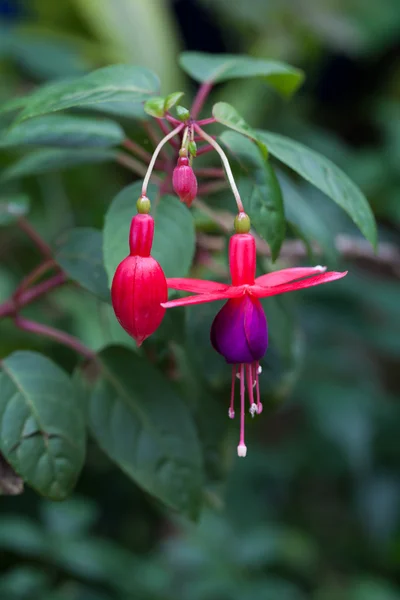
[172,156,198,207]
[111,214,167,346]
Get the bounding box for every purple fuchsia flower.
[163,231,347,457]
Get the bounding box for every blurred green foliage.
[0,0,400,599]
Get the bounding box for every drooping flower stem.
[142,123,184,197]
[194,124,244,213]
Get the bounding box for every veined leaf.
[213,102,267,158]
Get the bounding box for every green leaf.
[88,346,202,517]
[0,194,30,225]
[0,96,27,117]
[144,96,165,118]
[176,105,190,121]
[0,351,86,500]
[103,182,196,285]
[276,171,337,263]
[220,131,285,259]
[213,102,267,158]
[54,228,110,303]
[17,65,160,122]
[164,91,184,111]
[258,130,378,249]
[0,115,125,149]
[1,148,117,180]
[179,52,304,97]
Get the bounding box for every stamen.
[255,361,263,415]
[246,364,256,417]
[229,365,236,419]
[238,363,246,457]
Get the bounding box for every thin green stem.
[194,124,244,213]
[142,123,184,196]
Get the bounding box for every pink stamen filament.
[255,362,263,414]
[246,364,257,417]
[229,365,236,418]
[239,364,246,453]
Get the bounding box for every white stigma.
[314,265,326,272]
[228,408,235,419]
[237,443,247,457]
[257,365,262,374]
[250,403,257,417]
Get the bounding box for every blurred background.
[1,1,400,599]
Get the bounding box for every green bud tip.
[234,212,251,234]
[136,195,151,214]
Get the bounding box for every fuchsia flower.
[163,232,347,457]
[112,212,167,346]
[172,156,198,206]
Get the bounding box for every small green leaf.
[0,351,86,500]
[1,148,117,181]
[17,65,160,122]
[103,182,195,285]
[213,102,267,158]
[144,96,165,118]
[258,130,378,248]
[176,105,190,121]
[54,228,110,303]
[221,131,285,259]
[0,115,125,149]
[164,91,184,111]
[88,346,202,517]
[179,52,304,97]
[0,194,30,225]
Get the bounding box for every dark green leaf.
[144,96,165,118]
[0,194,30,225]
[213,102,267,158]
[221,131,285,259]
[258,130,378,248]
[1,148,117,180]
[17,65,160,122]
[88,346,203,517]
[179,52,304,97]
[164,91,184,111]
[276,171,337,263]
[54,228,110,303]
[0,351,86,500]
[0,115,124,148]
[103,182,196,284]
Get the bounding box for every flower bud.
[111,214,167,346]
[172,156,198,207]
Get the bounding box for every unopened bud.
[172,156,198,207]
[136,195,151,214]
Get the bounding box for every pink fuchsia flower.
[163,232,347,457]
[111,212,167,346]
[172,156,198,206]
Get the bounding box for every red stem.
[14,316,95,360]
[195,167,225,178]
[122,138,152,162]
[191,81,213,119]
[196,144,214,156]
[0,273,67,320]
[17,217,53,260]
[156,119,179,148]
[13,260,56,300]
[165,113,181,126]
[197,180,230,196]
[197,117,216,126]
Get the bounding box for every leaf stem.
[194,124,244,212]
[156,119,179,148]
[116,152,162,183]
[197,117,216,126]
[197,180,230,196]
[14,316,96,360]
[142,123,184,196]
[17,217,53,260]
[195,167,225,178]
[196,144,214,156]
[13,259,57,300]
[122,138,152,162]
[191,82,213,119]
[0,273,67,320]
